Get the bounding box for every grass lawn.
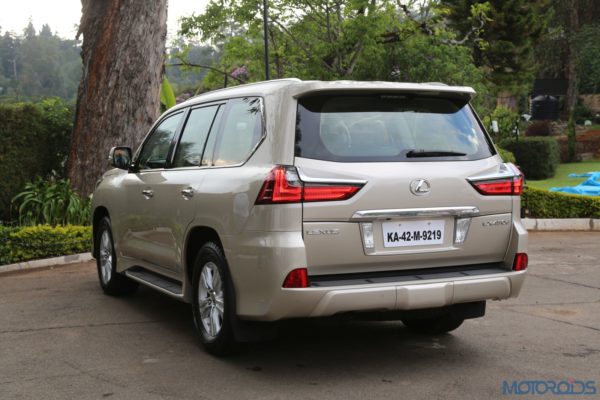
[527,160,600,191]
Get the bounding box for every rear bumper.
[245,270,526,321]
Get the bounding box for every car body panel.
[91,79,527,322]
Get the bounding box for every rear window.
[295,94,494,162]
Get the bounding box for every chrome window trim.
[296,168,368,185]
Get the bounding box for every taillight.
[282,268,309,288]
[255,165,363,204]
[255,165,302,204]
[303,185,361,202]
[471,175,523,196]
[513,253,528,271]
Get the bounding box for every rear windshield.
[295,94,494,162]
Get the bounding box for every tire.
[402,314,464,335]
[191,242,237,356]
[95,217,138,296]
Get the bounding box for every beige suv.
[92,79,528,355]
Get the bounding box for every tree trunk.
[496,91,519,112]
[564,0,579,119]
[67,0,167,196]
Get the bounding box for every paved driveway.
[1,232,599,399]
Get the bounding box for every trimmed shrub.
[0,225,91,265]
[500,137,560,180]
[0,99,73,222]
[496,147,516,163]
[525,121,552,137]
[522,187,600,218]
[0,225,18,265]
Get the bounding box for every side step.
[125,267,183,298]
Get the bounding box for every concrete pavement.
[0,232,599,399]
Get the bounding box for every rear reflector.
[471,175,523,196]
[513,253,528,271]
[256,165,363,204]
[282,268,309,288]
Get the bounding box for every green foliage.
[500,137,560,180]
[0,24,81,101]
[0,99,74,221]
[522,187,600,218]
[573,102,595,124]
[534,2,600,95]
[160,77,177,110]
[575,24,600,94]
[166,41,221,94]
[0,225,92,265]
[482,106,519,142]
[444,0,551,96]
[496,147,516,163]
[12,177,90,226]
[386,32,487,98]
[0,225,17,265]
[179,1,487,94]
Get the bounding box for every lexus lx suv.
[92,79,528,355]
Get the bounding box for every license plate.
[382,220,445,248]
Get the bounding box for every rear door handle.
[141,189,154,198]
[181,188,194,198]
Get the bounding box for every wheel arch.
[184,226,224,284]
[92,206,110,258]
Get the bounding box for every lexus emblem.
[410,179,431,196]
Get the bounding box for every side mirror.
[109,146,132,170]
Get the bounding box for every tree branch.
[344,42,364,76]
[270,18,335,72]
[166,61,246,83]
[396,0,486,46]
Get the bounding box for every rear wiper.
[406,150,467,158]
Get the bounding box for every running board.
[125,267,183,298]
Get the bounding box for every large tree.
[67,0,168,196]
[535,0,600,117]
[444,0,551,110]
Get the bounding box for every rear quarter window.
[212,97,263,166]
[295,94,494,162]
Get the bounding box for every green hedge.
[0,99,73,222]
[497,147,516,163]
[0,225,91,265]
[500,137,560,180]
[522,187,600,218]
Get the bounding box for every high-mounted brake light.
[471,175,523,196]
[255,165,363,204]
[513,253,528,271]
[282,268,309,288]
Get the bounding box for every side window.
[173,105,219,167]
[212,97,263,166]
[138,112,183,170]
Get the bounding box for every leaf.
[160,77,177,110]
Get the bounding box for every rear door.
[147,103,223,275]
[295,93,517,275]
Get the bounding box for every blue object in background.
[550,172,600,196]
